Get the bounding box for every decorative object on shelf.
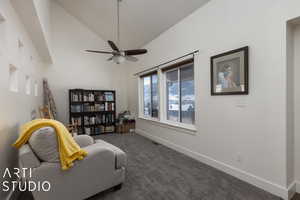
[69,89,116,135]
[211,46,249,95]
[43,79,57,119]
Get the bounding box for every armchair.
[18,135,126,200]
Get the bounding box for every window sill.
[138,117,197,135]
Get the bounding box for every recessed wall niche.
[18,39,25,64]
[0,12,5,23]
[18,39,24,48]
[0,12,6,56]
[25,75,31,95]
[34,81,38,97]
[9,64,18,93]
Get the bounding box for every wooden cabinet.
[116,120,135,134]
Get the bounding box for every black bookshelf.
[69,89,116,135]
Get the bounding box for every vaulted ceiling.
[55,0,210,49]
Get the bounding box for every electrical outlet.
[236,154,243,164]
[236,99,247,108]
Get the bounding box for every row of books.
[95,92,114,101]
[83,92,114,102]
[71,91,115,102]
[71,116,82,126]
[71,105,83,113]
[83,102,115,112]
[71,92,83,102]
[85,125,115,135]
[84,114,115,126]
[83,93,95,102]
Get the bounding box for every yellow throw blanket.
[13,119,88,170]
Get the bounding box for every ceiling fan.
[85,0,147,64]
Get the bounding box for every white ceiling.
[55,0,210,49]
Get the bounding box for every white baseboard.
[136,128,289,200]
[296,181,300,193]
[287,181,297,200]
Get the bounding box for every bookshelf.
[69,89,116,135]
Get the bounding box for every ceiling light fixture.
[85,0,148,64]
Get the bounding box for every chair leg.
[113,183,123,191]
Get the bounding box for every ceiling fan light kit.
[113,55,126,64]
[85,0,148,64]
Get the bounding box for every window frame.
[162,61,195,128]
[138,57,196,132]
[139,72,159,120]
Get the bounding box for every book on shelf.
[85,127,92,135]
[85,103,114,112]
[94,91,114,102]
[71,92,82,102]
[71,116,82,126]
[104,92,114,101]
[71,105,82,113]
[83,92,95,102]
[95,125,105,135]
[105,126,115,133]
[104,102,115,111]
[84,116,96,126]
[95,92,104,101]
[83,103,95,112]
[85,125,112,135]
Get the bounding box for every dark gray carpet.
[19,133,281,200]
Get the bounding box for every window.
[166,70,179,121]
[164,59,195,125]
[142,73,158,118]
[138,57,195,130]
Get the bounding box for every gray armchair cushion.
[95,139,127,169]
[29,127,59,162]
[73,135,94,148]
[19,144,41,169]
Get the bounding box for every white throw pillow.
[29,127,60,162]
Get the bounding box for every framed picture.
[211,46,249,95]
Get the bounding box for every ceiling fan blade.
[86,50,113,54]
[107,56,114,61]
[124,49,147,56]
[108,40,119,52]
[125,56,138,62]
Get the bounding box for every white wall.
[10,0,52,63]
[1,0,300,199]
[286,22,295,190]
[126,0,300,198]
[32,0,52,55]
[45,1,128,124]
[0,0,46,199]
[293,24,300,189]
